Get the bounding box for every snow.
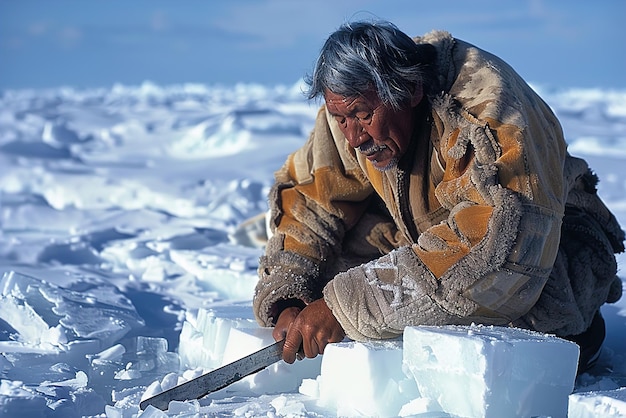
[0,80,625,417]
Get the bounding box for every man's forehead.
[324,89,379,107]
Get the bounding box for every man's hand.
[273,305,302,342]
[274,298,345,364]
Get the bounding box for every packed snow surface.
[0,81,625,417]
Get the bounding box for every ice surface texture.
[403,324,579,417]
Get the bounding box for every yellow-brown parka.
[253,31,624,340]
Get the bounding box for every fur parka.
[253,30,624,340]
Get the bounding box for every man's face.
[324,88,420,171]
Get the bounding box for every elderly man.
[252,20,624,373]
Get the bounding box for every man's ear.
[410,82,423,107]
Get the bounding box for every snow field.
[0,81,625,417]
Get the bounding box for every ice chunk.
[42,370,88,388]
[92,344,126,362]
[221,325,275,364]
[314,339,418,417]
[398,397,445,417]
[178,301,259,370]
[270,394,307,416]
[177,301,321,395]
[568,387,626,417]
[166,399,200,415]
[403,324,579,418]
[298,378,320,399]
[134,404,168,417]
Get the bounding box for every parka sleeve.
[253,107,375,326]
[324,93,568,340]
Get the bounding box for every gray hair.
[305,20,436,110]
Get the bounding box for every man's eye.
[335,116,347,125]
[356,113,372,122]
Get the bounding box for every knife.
[140,339,285,411]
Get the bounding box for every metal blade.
[140,339,284,411]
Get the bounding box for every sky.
[0,0,625,90]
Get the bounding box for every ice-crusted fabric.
[253,30,625,339]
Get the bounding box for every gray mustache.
[358,140,388,156]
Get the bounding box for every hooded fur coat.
[253,30,624,340]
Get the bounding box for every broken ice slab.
[306,340,419,417]
[0,371,107,417]
[87,336,179,400]
[177,300,321,395]
[0,270,144,351]
[403,324,580,418]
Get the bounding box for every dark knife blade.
[140,339,284,411]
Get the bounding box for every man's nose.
[344,118,369,148]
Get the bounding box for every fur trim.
[253,234,324,326]
[414,30,456,91]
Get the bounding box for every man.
[252,20,624,373]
